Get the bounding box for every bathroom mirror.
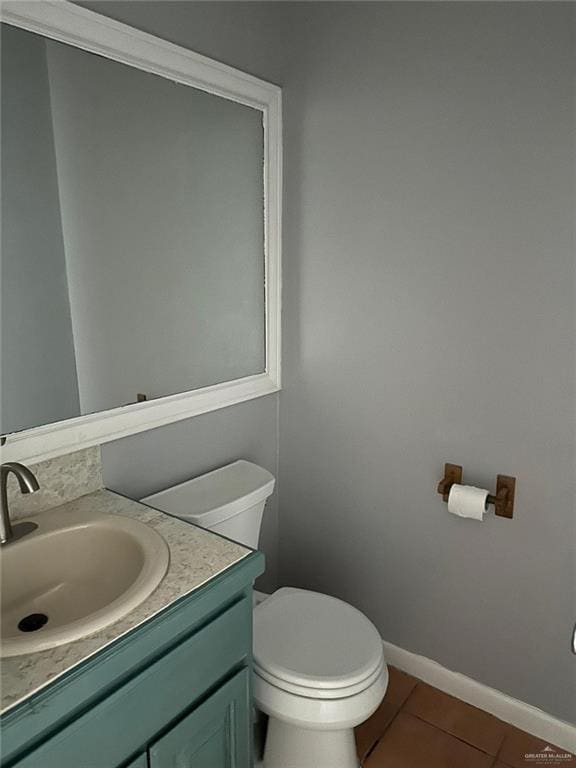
[0,2,281,463]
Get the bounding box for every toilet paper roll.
[447,484,489,520]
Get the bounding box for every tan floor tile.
[356,700,399,763]
[365,712,493,768]
[356,666,418,761]
[384,666,420,707]
[403,682,508,755]
[498,726,576,768]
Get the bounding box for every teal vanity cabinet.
[0,552,263,768]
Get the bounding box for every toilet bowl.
[254,587,387,768]
[142,461,388,768]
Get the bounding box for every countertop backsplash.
[7,447,103,520]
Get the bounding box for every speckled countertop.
[0,489,251,713]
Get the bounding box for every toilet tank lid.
[141,460,275,527]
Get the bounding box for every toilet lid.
[253,588,383,690]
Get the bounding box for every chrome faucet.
[0,462,40,545]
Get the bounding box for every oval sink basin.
[0,507,169,657]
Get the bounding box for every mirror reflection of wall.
[1,24,265,436]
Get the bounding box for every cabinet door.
[149,669,250,768]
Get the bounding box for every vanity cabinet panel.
[149,669,250,768]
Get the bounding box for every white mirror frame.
[0,0,281,464]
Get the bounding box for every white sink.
[0,506,169,657]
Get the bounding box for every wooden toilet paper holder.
[437,463,516,519]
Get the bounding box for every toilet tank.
[141,460,275,549]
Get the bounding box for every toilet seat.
[254,657,386,700]
[254,588,384,695]
[254,664,388,731]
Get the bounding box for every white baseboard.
[383,640,576,754]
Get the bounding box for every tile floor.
[355,667,576,767]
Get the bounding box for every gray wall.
[1,25,80,434]
[278,3,575,722]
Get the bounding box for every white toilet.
[142,460,388,768]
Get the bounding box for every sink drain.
[18,613,48,633]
